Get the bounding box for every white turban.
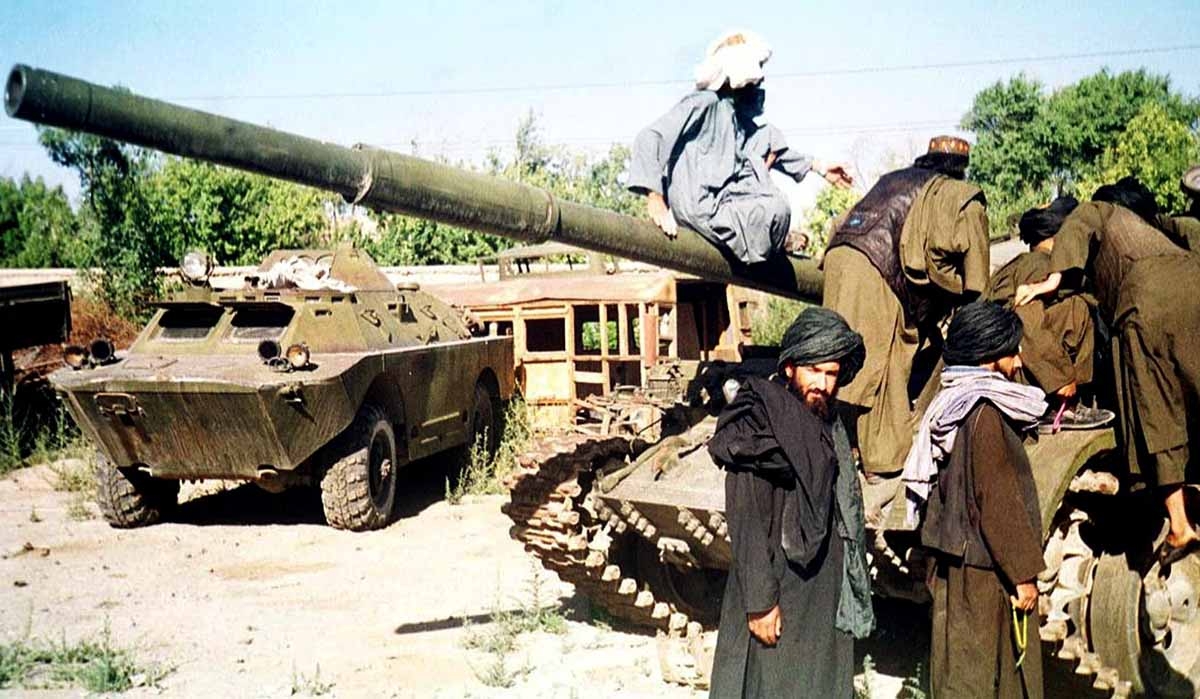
[694,30,772,91]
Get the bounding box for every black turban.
[944,301,1023,366]
[777,306,865,386]
[1018,195,1079,246]
[1093,176,1158,224]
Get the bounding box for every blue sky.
[2,0,1198,200]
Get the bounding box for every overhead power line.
[168,44,1200,102]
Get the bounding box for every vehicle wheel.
[632,536,725,626]
[319,403,398,531]
[95,452,179,528]
[451,381,500,471]
[1091,549,1200,697]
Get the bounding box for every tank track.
[501,432,721,687]
[1037,472,1134,699]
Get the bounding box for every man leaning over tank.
[822,136,990,517]
[627,29,852,266]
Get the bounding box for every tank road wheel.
[94,452,180,528]
[1091,551,1200,697]
[320,404,398,531]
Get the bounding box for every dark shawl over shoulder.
[709,375,836,569]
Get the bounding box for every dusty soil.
[0,456,1096,698]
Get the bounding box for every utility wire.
[168,44,1200,101]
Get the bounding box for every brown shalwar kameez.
[987,250,1095,393]
[1049,202,1200,485]
[824,178,989,473]
[925,403,1045,699]
[1158,213,1200,252]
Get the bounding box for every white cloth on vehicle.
[257,256,356,292]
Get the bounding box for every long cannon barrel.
[5,64,823,301]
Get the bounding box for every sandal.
[1156,537,1200,569]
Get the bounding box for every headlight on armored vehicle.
[180,250,213,284]
[63,345,89,370]
[285,343,311,370]
[90,338,116,365]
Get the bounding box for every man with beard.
[1158,166,1200,251]
[1015,178,1200,567]
[987,197,1113,431]
[823,136,990,503]
[903,301,1047,699]
[707,307,873,699]
[627,30,851,265]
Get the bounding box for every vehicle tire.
[320,403,398,531]
[95,452,179,528]
[450,381,500,472]
[467,381,499,458]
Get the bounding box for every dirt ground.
[0,456,1098,698]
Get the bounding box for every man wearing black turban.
[1015,179,1200,567]
[910,301,1047,699]
[707,307,871,699]
[1158,165,1200,251]
[987,197,1111,431]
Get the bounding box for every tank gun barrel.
[5,64,823,300]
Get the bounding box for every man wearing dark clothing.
[1016,178,1200,566]
[708,307,872,699]
[913,301,1047,699]
[1159,165,1200,251]
[824,136,990,478]
[987,198,1113,432]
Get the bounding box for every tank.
[7,64,1191,697]
[50,247,513,531]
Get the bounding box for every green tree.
[144,158,333,264]
[0,175,85,268]
[802,185,860,255]
[342,113,639,265]
[962,69,1200,236]
[38,126,165,317]
[1075,101,1200,213]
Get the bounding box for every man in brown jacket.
[1016,178,1200,565]
[1158,166,1200,251]
[824,136,989,495]
[915,301,1047,699]
[987,197,1113,432]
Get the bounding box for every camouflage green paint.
[52,249,513,479]
[4,64,823,301]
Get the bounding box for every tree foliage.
[38,126,164,317]
[962,69,1200,235]
[144,159,333,264]
[337,112,640,265]
[0,175,86,268]
[802,185,860,255]
[1075,102,1200,213]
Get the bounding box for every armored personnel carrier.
[49,247,513,531]
[8,63,1194,697]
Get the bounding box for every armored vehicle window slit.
[228,307,295,341]
[155,307,225,341]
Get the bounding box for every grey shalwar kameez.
[628,90,812,264]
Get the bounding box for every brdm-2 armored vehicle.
[51,248,513,531]
[7,63,1194,696]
